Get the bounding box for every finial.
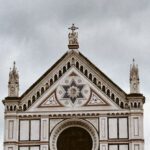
[68,23,79,49]
[68,24,79,32]
[131,58,137,70]
[13,61,16,71]
[133,58,135,63]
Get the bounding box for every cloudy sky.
[0,0,150,149]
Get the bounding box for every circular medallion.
[67,86,80,99]
[56,76,90,107]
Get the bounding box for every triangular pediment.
[25,67,124,112]
[19,50,128,112]
[38,69,110,108]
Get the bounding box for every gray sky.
[0,0,150,149]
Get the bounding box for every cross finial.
[68,24,78,33]
[133,58,135,63]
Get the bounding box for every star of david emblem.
[62,80,84,103]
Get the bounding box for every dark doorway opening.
[57,127,92,150]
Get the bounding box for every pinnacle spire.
[8,61,19,97]
[68,23,79,49]
[130,59,140,93]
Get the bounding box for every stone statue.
[68,24,79,49]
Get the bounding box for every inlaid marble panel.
[20,120,29,141]
[56,73,90,107]
[108,118,117,139]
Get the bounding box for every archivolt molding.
[50,118,99,150]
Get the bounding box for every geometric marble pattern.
[61,80,84,103]
[40,92,60,107]
[87,91,107,106]
[56,73,91,107]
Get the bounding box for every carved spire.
[130,59,140,93]
[8,61,19,97]
[68,24,79,49]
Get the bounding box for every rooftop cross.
[68,24,78,33]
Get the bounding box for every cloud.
[0,0,150,149]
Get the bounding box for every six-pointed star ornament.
[62,80,84,103]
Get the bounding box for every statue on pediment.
[68,24,79,49]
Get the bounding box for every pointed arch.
[28,100,31,107]
[32,95,36,103]
[41,87,44,95]
[120,102,124,108]
[37,91,40,99]
[23,104,27,111]
[106,89,110,97]
[54,74,58,82]
[63,66,66,73]
[50,79,53,86]
[111,93,115,100]
[10,106,13,111]
[67,62,71,69]
[14,105,17,111]
[76,61,79,69]
[93,77,97,85]
[59,70,62,77]
[116,98,119,105]
[89,73,92,81]
[134,102,137,108]
[102,85,105,93]
[138,102,141,108]
[84,70,88,77]
[80,66,83,73]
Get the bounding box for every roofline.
[20,52,68,98]
[20,50,127,99]
[79,52,127,96]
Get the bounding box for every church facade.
[3,24,145,150]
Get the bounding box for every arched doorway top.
[50,118,99,150]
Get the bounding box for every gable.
[19,50,128,112]
[38,68,110,108]
[23,67,126,112]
